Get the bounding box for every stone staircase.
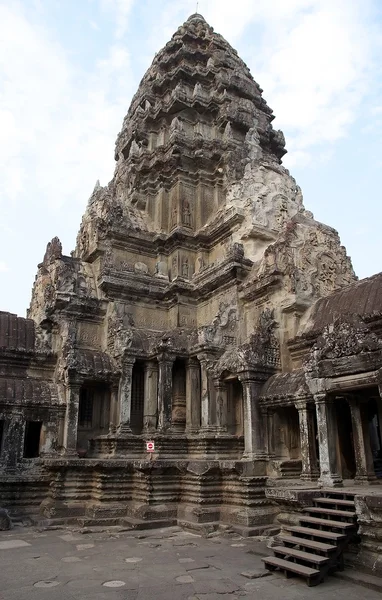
[262,492,358,587]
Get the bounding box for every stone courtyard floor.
[0,525,380,600]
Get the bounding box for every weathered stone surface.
[241,568,270,579]
[0,508,12,530]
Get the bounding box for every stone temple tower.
[1,14,356,531]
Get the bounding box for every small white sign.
[146,440,155,453]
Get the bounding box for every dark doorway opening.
[336,399,356,479]
[77,384,110,450]
[367,397,382,477]
[226,378,243,436]
[131,362,145,433]
[313,408,319,470]
[172,358,187,432]
[0,420,4,455]
[24,421,42,458]
[79,388,94,429]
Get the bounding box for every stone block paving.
[0,525,380,600]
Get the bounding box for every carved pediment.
[307,315,382,366]
[214,309,281,377]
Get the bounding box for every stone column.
[239,375,265,459]
[348,397,377,484]
[109,384,119,434]
[198,355,215,431]
[261,407,270,455]
[172,362,187,432]
[295,400,319,481]
[186,358,201,433]
[62,384,81,455]
[118,358,135,434]
[143,361,159,432]
[267,409,276,458]
[376,383,382,451]
[39,421,58,457]
[314,393,342,487]
[1,414,25,469]
[214,379,228,433]
[157,355,174,431]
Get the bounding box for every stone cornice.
[239,273,282,302]
[98,253,252,303]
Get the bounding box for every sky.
[0,0,382,317]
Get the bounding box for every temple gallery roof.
[260,369,310,403]
[0,378,59,405]
[0,311,35,352]
[299,272,382,336]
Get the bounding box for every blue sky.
[1,0,381,317]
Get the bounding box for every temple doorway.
[77,383,110,450]
[335,399,356,479]
[24,421,42,458]
[172,359,187,432]
[367,396,382,477]
[226,378,243,436]
[272,406,302,478]
[131,362,145,433]
[274,406,301,460]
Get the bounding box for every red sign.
[146,440,155,453]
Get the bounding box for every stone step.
[279,535,337,553]
[273,546,329,566]
[313,498,355,508]
[119,516,177,530]
[322,492,355,501]
[300,516,356,531]
[287,526,346,542]
[262,556,320,585]
[304,507,356,519]
[78,517,121,528]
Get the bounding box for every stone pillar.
[376,384,382,451]
[239,375,265,459]
[295,400,319,481]
[267,409,276,458]
[198,355,215,431]
[1,414,25,469]
[143,361,159,432]
[109,384,119,434]
[172,362,187,432]
[39,421,58,457]
[261,407,270,455]
[118,358,135,434]
[348,397,377,484]
[157,355,174,431]
[213,379,228,433]
[314,393,342,487]
[186,358,201,433]
[62,384,81,455]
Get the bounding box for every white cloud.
[101,0,135,39]
[0,261,9,273]
[254,1,375,165]
[0,2,135,218]
[195,0,377,167]
[0,0,380,315]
